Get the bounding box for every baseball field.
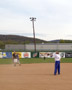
[0,58,72,90]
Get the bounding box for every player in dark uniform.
[12,51,17,66]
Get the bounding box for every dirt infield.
[0,63,72,90]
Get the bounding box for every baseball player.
[54,51,61,75]
[16,53,21,66]
[12,51,17,66]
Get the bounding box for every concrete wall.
[5,43,72,51]
[5,44,25,50]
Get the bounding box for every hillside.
[0,34,47,43]
[0,34,72,49]
[0,34,48,49]
[50,39,72,43]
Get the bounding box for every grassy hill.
[0,34,47,43]
[0,34,47,49]
[0,34,72,49]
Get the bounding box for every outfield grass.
[0,58,72,64]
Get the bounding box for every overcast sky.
[0,0,72,41]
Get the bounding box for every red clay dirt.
[0,63,72,90]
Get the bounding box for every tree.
[0,41,5,49]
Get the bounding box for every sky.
[0,0,72,41]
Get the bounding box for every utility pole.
[30,17,36,52]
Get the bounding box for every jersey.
[54,54,61,61]
[13,53,17,59]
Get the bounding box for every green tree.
[0,41,5,49]
[60,39,65,43]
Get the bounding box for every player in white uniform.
[54,51,61,75]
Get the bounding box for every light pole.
[30,17,36,52]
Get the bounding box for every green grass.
[0,58,72,64]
